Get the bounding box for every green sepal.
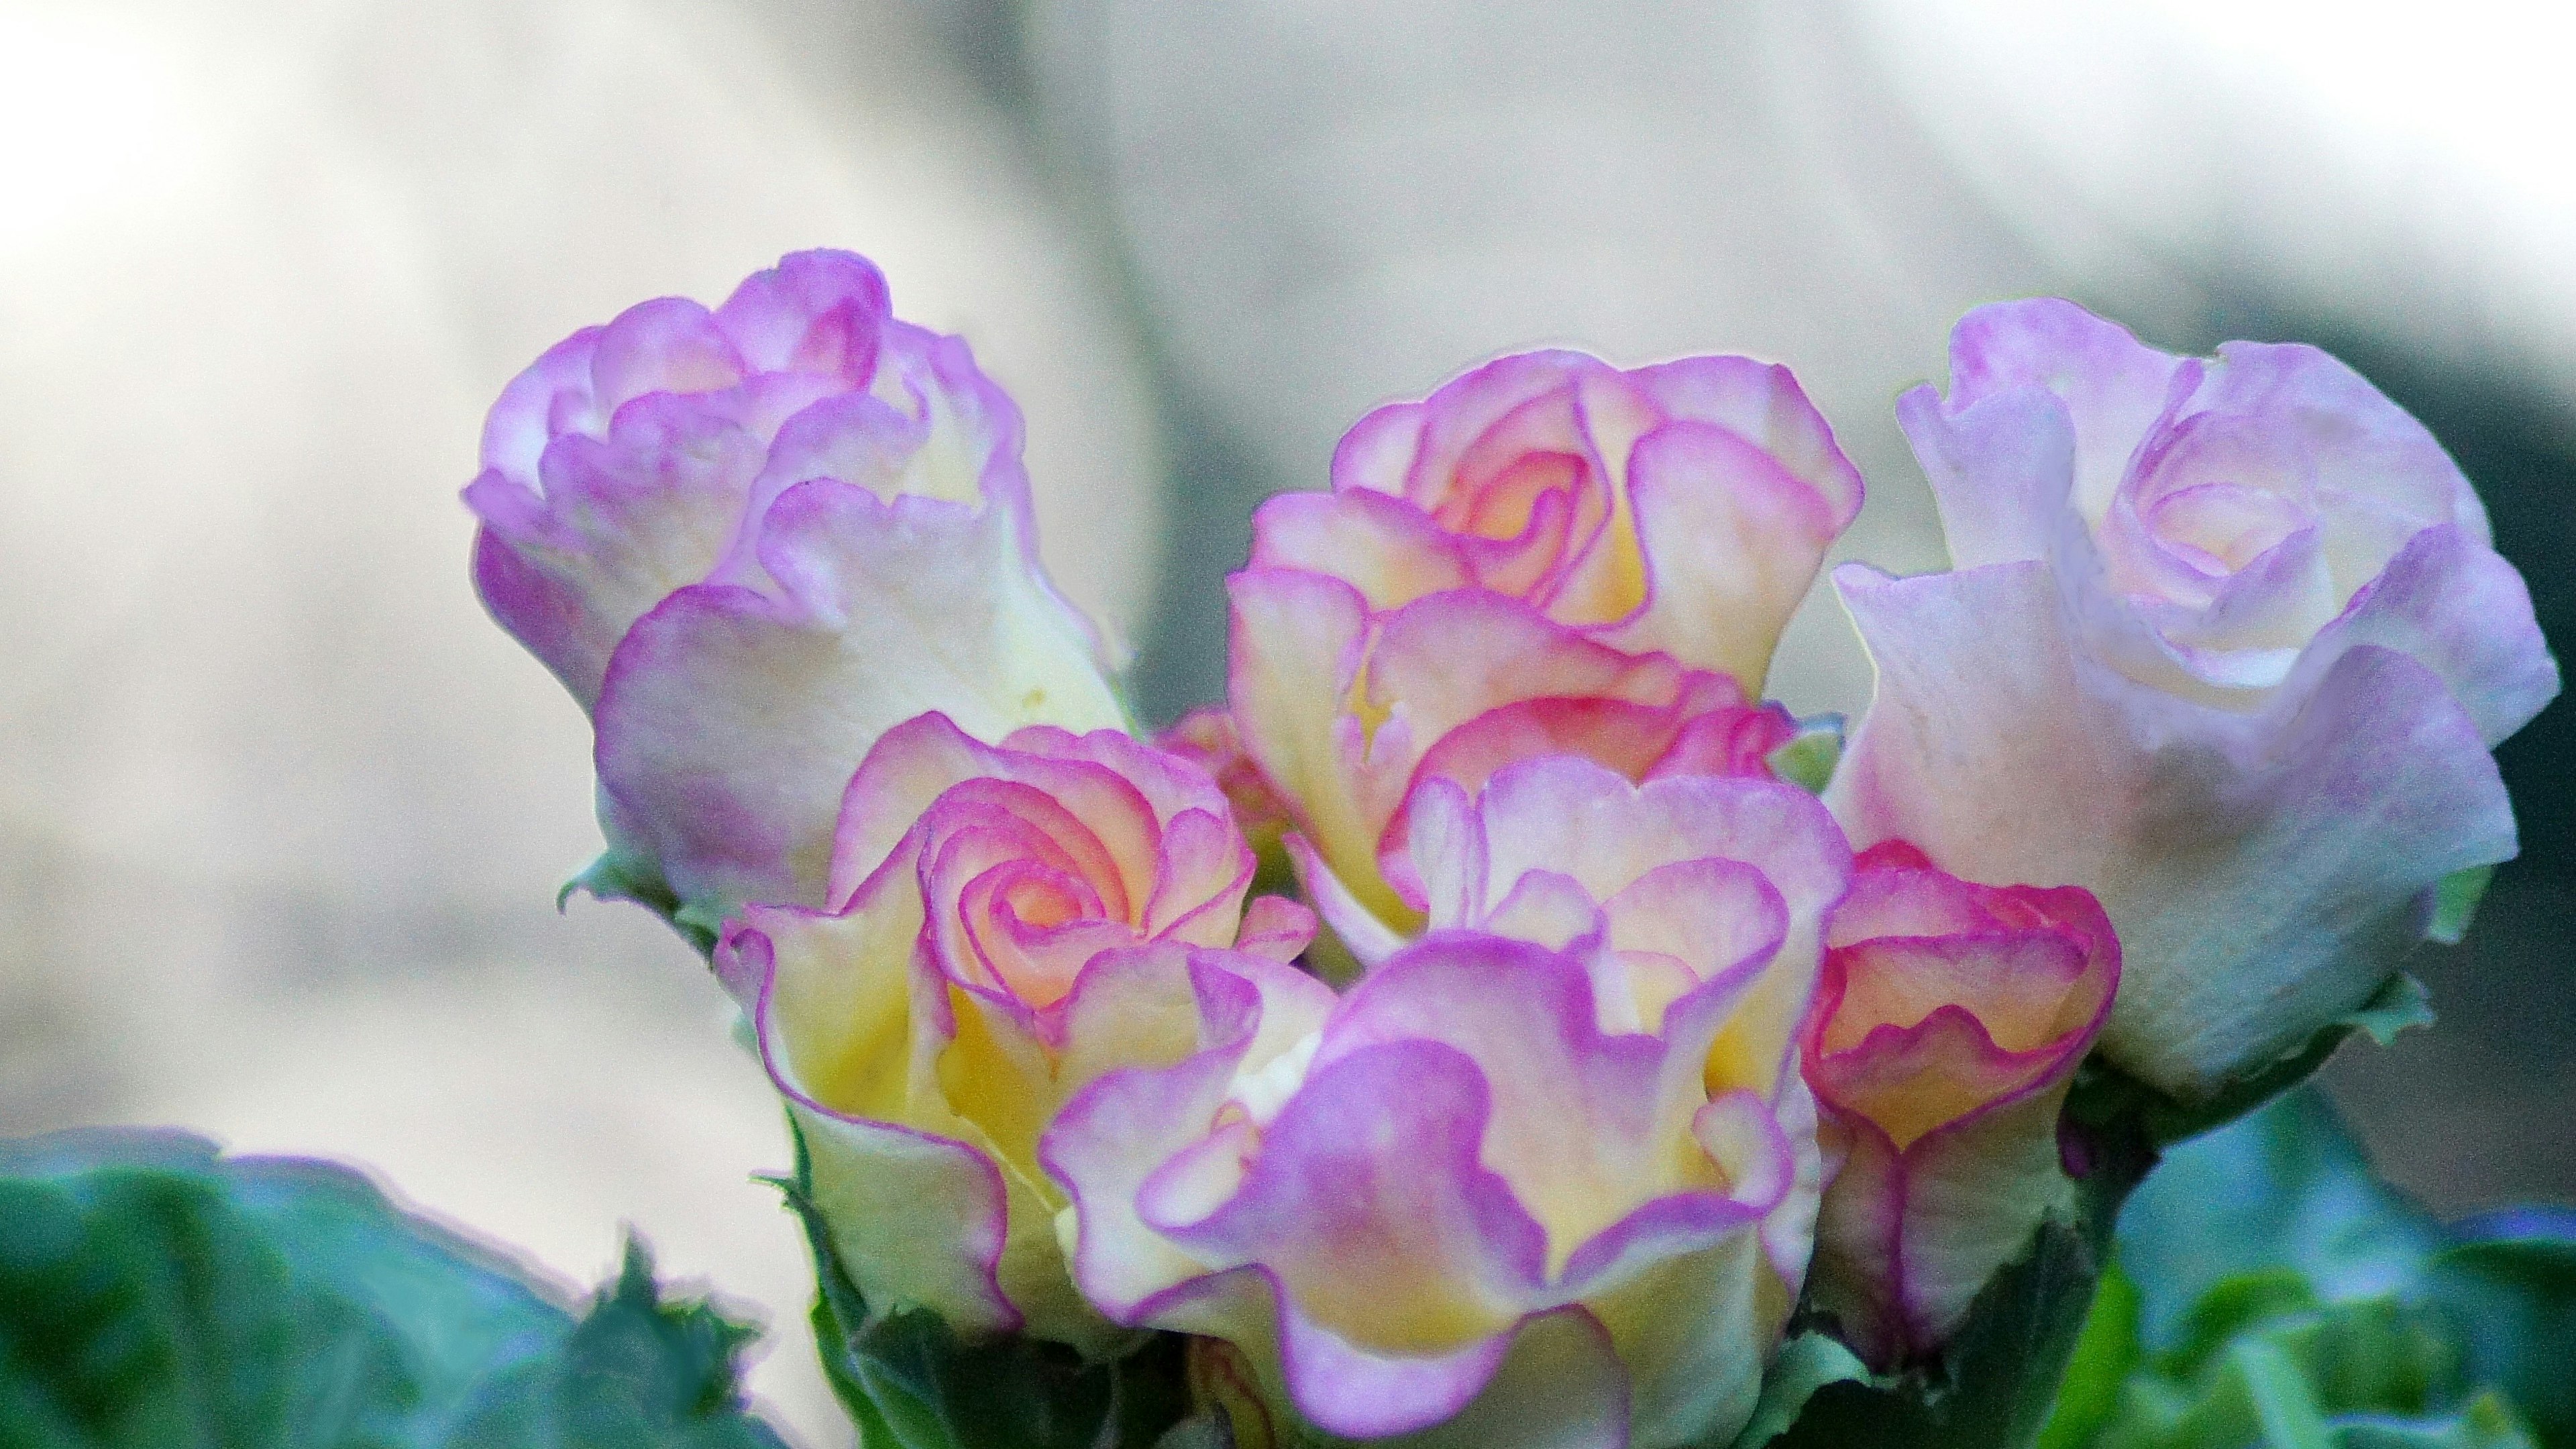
[771,1120,1191,1449]
[1766,714,1845,796]
[1727,1332,1869,1449]
[2067,975,2432,1148]
[2426,866,2495,947]
[561,847,716,957]
[0,1128,782,1448]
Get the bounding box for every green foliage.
[0,1130,783,1449]
[2037,1260,2142,1449]
[2418,1240,2576,1448]
[439,1243,783,1449]
[2114,1088,2441,1346]
[2042,1276,2535,1449]
[2031,1089,2575,1449]
[1729,1333,1868,1449]
[774,1121,1193,1449]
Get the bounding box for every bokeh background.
[2,1,2568,1442]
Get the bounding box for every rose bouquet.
[9,252,2569,1449]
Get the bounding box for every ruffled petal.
[1932,298,2186,527]
[1286,830,1409,970]
[2195,339,2488,539]
[1387,1307,1631,1449]
[1042,949,1335,1320]
[711,248,890,382]
[1810,1086,2074,1366]
[2311,522,2559,748]
[1595,418,1848,688]
[1250,488,1474,612]
[1228,568,1412,924]
[720,891,1027,1336]
[1152,1040,1550,1354]
[1468,758,1851,1089]
[590,296,747,409]
[1829,558,2518,1097]
[592,479,1120,922]
[1896,381,2078,574]
[466,393,768,706]
[1579,1231,1777,1448]
[788,1102,1022,1335]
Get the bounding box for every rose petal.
[1593,419,1845,688]
[1931,299,2186,527]
[1829,558,2520,1097]
[592,479,1120,921]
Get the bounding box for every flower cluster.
[470,256,2554,1447]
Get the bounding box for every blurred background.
[1,1,2567,1442]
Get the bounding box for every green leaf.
[2040,1087,2569,1449]
[440,1239,784,1448]
[774,1121,1191,1449]
[0,1128,784,1449]
[2416,1240,2576,1449]
[2037,1258,2143,1449]
[2337,1393,2540,1449]
[2114,1088,2443,1351]
[2233,1337,2337,1449]
[2426,866,2495,946]
[2081,1289,2526,1449]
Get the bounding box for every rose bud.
[1800,841,2118,1366]
[467,251,1122,928]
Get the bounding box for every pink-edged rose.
[1042,757,1854,1447]
[1831,299,2557,1098]
[714,712,1312,1351]
[1311,756,1851,1108]
[1043,935,1807,1448]
[1231,350,1860,941]
[466,250,1122,928]
[1801,842,2117,1366]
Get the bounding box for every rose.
[712,712,1313,1350]
[1829,299,2557,1098]
[1310,755,1852,1105]
[1044,936,1808,1448]
[466,250,1122,927]
[1800,841,2118,1366]
[1042,758,1851,1448]
[1230,350,1861,944]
